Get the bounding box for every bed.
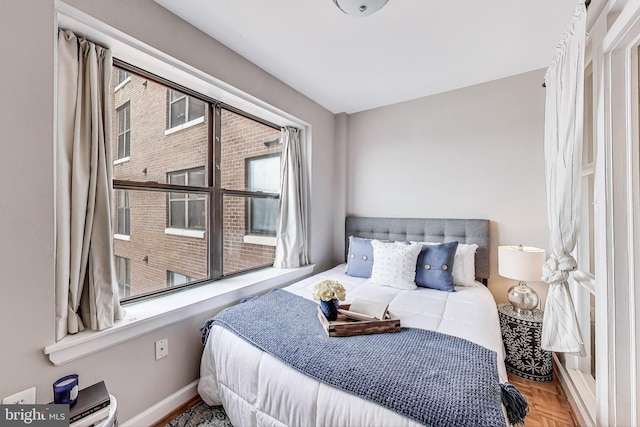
[198,217,522,426]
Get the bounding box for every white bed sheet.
[198,264,508,426]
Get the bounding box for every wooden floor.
[154,368,578,427]
[151,395,202,427]
[507,365,579,427]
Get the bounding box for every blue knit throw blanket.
[201,289,527,426]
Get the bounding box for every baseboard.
[121,380,199,427]
[553,354,594,427]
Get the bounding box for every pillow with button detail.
[414,241,458,291]
[413,241,479,287]
[345,236,374,278]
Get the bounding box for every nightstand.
[497,303,553,382]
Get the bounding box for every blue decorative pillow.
[346,236,374,278]
[414,241,458,291]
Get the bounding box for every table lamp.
[498,245,546,314]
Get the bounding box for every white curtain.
[274,127,309,268]
[56,29,125,341]
[541,2,587,355]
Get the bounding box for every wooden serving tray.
[317,304,401,337]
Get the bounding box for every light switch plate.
[3,387,36,405]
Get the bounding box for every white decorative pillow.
[452,243,479,286]
[366,240,422,290]
[413,241,479,287]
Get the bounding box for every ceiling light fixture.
[333,0,389,17]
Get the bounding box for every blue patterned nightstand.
[498,303,552,382]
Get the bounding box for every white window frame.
[167,168,206,231]
[116,189,130,237]
[114,69,131,92]
[115,256,131,299]
[116,102,130,160]
[246,153,280,239]
[559,57,597,424]
[167,270,194,287]
[167,89,205,132]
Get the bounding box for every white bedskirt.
[198,264,508,426]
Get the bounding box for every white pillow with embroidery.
[366,240,422,290]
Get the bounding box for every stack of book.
[69,381,111,427]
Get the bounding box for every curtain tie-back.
[542,254,578,285]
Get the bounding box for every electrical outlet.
[3,387,36,405]
[155,338,168,360]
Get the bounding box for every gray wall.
[343,69,550,304]
[0,0,336,422]
[1,0,549,422]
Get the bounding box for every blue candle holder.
[53,374,79,407]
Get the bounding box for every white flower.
[312,280,346,302]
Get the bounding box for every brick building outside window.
[111,66,281,300]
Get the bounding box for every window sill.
[165,116,205,136]
[113,156,130,165]
[164,228,205,238]
[44,264,315,366]
[114,76,131,92]
[243,234,276,246]
[114,234,130,241]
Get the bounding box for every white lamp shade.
[333,0,389,16]
[498,245,546,282]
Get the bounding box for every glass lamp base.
[507,283,539,314]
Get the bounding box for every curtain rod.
[542,0,590,88]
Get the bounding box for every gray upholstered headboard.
[345,217,490,285]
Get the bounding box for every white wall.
[343,69,550,304]
[0,0,336,423]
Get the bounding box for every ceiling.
[154,0,578,114]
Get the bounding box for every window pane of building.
[116,103,130,159]
[188,198,206,229]
[170,96,186,128]
[221,109,282,192]
[116,190,130,235]
[168,168,207,230]
[167,271,195,287]
[223,194,277,275]
[115,256,130,299]
[169,198,186,229]
[188,97,206,122]
[110,65,284,299]
[112,189,209,299]
[112,71,208,185]
[169,89,205,128]
[248,197,278,235]
[117,69,130,85]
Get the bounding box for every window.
[116,190,130,236]
[115,256,130,298]
[117,69,130,85]
[116,103,130,160]
[167,271,195,287]
[246,154,280,236]
[168,89,205,129]
[167,168,206,230]
[111,65,283,301]
[560,59,596,421]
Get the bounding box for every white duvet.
[198,264,508,427]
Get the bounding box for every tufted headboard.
[345,216,490,285]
